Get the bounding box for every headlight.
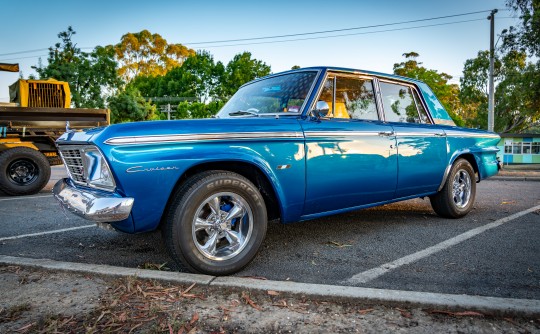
[58,145,116,192]
[83,146,116,191]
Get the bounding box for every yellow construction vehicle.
[0,63,109,195]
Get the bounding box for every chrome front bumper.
[53,179,134,222]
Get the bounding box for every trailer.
[0,65,109,195]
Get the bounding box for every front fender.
[102,140,305,232]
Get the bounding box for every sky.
[0,0,520,102]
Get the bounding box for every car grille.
[58,147,86,184]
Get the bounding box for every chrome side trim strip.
[444,132,500,139]
[105,132,303,145]
[304,131,381,138]
[396,132,446,137]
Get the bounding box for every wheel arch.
[438,151,480,192]
[160,160,283,227]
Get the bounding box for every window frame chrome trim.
[307,71,382,122]
[378,78,435,125]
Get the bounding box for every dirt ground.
[0,265,538,334]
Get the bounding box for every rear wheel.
[430,158,476,218]
[163,171,267,275]
[0,147,51,196]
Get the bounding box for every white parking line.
[346,204,540,285]
[0,225,96,242]
[0,194,52,202]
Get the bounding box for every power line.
[183,9,497,45]
[0,47,93,58]
[195,17,515,49]
[0,16,516,62]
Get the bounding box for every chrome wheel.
[192,192,253,261]
[452,169,472,208]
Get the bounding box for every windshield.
[217,71,318,118]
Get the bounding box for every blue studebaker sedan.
[53,67,500,275]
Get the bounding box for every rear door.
[377,80,447,198]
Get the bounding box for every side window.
[336,77,378,120]
[316,75,378,121]
[412,89,431,124]
[380,82,426,124]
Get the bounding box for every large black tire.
[163,171,268,275]
[0,147,51,196]
[430,158,476,218]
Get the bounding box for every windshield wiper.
[228,110,260,117]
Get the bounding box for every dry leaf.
[326,241,352,248]
[190,312,199,325]
[396,308,412,318]
[242,291,262,311]
[358,308,375,315]
[429,310,484,317]
[267,290,280,296]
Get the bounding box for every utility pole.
[487,9,498,132]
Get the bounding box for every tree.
[460,50,539,132]
[114,30,195,81]
[393,52,464,126]
[500,0,540,132]
[175,100,224,119]
[33,26,121,108]
[503,0,540,57]
[108,87,159,123]
[220,52,271,98]
[164,51,225,102]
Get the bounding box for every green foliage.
[108,87,158,123]
[175,100,225,119]
[114,30,195,81]
[503,0,540,57]
[128,51,271,107]
[499,0,540,132]
[460,50,539,132]
[221,52,271,98]
[32,26,122,108]
[393,52,464,126]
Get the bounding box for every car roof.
[307,66,426,84]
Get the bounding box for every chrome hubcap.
[192,192,253,261]
[452,169,472,208]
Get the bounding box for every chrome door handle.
[378,131,395,137]
[434,132,446,137]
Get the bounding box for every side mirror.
[313,101,330,118]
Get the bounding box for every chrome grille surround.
[57,146,86,185]
[57,145,116,191]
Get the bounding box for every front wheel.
[430,159,476,218]
[163,171,267,275]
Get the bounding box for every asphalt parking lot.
[1,166,539,301]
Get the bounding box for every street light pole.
[487,9,498,132]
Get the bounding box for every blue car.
[53,67,500,275]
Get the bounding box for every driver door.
[301,74,398,216]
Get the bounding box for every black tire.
[0,147,51,196]
[430,158,476,218]
[163,171,268,275]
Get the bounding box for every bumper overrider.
[53,178,134,222]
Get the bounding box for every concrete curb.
[1,255,540,318]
